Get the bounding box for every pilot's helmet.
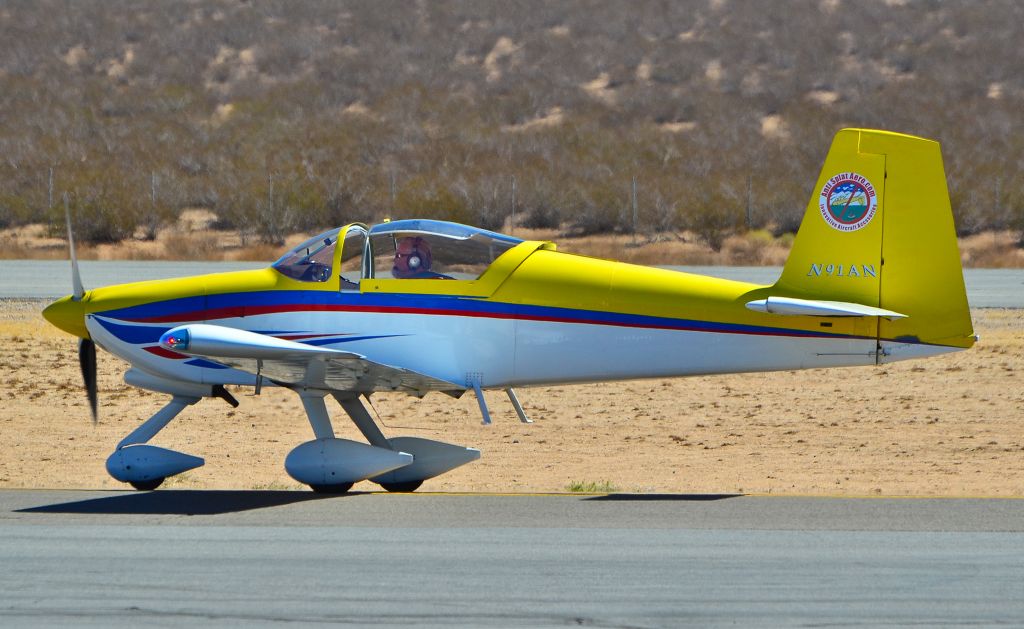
[392,236,433,278]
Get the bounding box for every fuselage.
[44,237,956,393]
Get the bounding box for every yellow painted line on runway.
[370,491,1024,500]
[371,491,597,497]
[742,492,1024,500]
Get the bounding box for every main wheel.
[378,480,423,493]
[130,477,165,491]
[309,482,354,494]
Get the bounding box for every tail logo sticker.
[819,173,878,232]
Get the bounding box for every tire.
[129,478,165,491]
[378,480,423,493]
[309,482,354,494]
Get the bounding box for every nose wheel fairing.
[106,444,204,488]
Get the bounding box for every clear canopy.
[272,220,525,283]
[367,220,523,280]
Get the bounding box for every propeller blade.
[79,338,98,424]
[64,193,84,300]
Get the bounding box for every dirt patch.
[2,302,1021,495]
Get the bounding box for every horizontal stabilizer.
[745,296,906,320]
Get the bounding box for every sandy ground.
[1,299,1022,496]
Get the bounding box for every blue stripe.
[94,317,170,344]
[100,290,865,341]
[184,358,230,369]
[304,334,404,346]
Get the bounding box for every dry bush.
[161,232,222,261]
[0,237,45,260]
[232,242,283,262]
[959,231,1024,268]
[0,0,1021,263]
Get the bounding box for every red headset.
[393,236,431,277]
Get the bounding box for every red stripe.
[144,345,188,359]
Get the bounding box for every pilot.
[392,236,445,279]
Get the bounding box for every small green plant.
[250,481,304,491]
[161,473,195,487]
[566,479,619,493]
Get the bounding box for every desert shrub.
[0,195,33,229]
[0,0,1021,251]
[520,204,561,230]
[61,198,137,244]
[683,187,745,253]
[162,232,221,261]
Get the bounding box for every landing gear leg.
[506,388,533,423]
[332,393,389,448]
[116,395,199,449]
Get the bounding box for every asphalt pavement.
[4,260,1023,306]
[1,490,1022,628]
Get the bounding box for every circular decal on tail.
[818,172,877,232]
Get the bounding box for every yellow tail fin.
[776,129,974,349]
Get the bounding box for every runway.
[4,260,1023,306]
[1,491,1022,627]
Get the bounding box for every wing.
[159,324,461,395]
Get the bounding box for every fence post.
[510,174,517,235]
[631,175,638,242]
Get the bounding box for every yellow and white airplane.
[43,129,975,492]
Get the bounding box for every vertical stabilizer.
[776,129,974,350]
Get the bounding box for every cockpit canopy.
[367,220,522,280]
[272,219,524,284]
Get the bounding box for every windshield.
[272,227,342,282]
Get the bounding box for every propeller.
[79,337,98,424]
[64,193,84,301]
[64,195,98,424]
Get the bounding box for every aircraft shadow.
[17,489,357,516]
[583,493,743,501]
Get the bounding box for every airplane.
[42,128,975,492]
